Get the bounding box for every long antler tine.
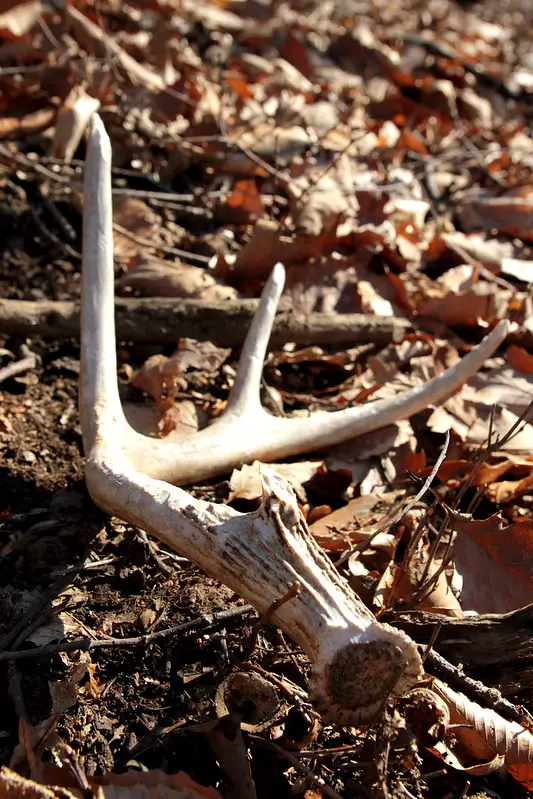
[80,113,127,454]
[276,317,511,453]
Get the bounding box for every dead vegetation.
[1,0,533,796]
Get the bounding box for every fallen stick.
[0,604,255,663]
[0,297,411,346]
[0,344,38,385]
[65,6,166,92]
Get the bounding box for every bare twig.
[248,581,301,654]
[135,528,174,576]
[336,432,451,569]
[112,222,212,264]
[0,345,38,385]
[426,649,531,727]
[0,604,255,663]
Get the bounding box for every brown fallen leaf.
[474,457,533,486]
[308,493,404,554]
[228,460,323,505]
[416,457,533,488]
[159,399,207,439]
[467,364,533,418]
[226,217,337,282]
[458,186,533,242]
[133,339,230,398]
[367,338,435,385]
[284,253,373,314]
[431,679,533,789]
[480,462,533,504]
[441,230,515,268]
[0,107,55,139]
[506,344,533,375]
[231,123,313,163]
[113,197,162,259]
[65,5,167,92]
[452,510,533,612]
[118,254,238,301]
[1,766,68,799]
[427,370,533,454]
[372,506,462,617]
[50,86,100,163]
[398,265,511,326]
[225,178,265,217]
[0,765,223,799]
[92,768,222,798]
[287,158,359,237]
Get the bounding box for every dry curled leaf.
[308,492,403,555]
[399,265,511,326]
[432,679,533,789]
[228,217,337,281]
[132,340,230,404]
[0,0,41,37]
[113,198,161,259]
[66,5,166,91]
[0,106,55,138]
[50,86,100,163]
[94,769,223,798]
[228,460,323,504]
[374,524,462,617]
[288,158,359,237]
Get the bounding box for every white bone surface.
[80,114,509,724]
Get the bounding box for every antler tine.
[224,262,285,417]
[80,113,129,455]
[271,316,509,455]
[80,114,428,726]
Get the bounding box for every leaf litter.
[2,0,533,795]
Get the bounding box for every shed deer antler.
[80,115,509,725]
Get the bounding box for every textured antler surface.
[80,114,509,724]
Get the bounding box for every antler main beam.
[79,115,509,724]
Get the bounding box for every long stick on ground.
[0,297,411,346]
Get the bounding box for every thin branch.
[336,432,451,569]
[0,297,411,347]
[0,345,38,385]
[426,648,532,727]
[0,604,255,663]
